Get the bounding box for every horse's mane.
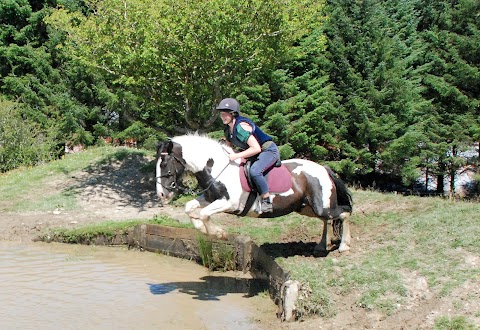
[171,133,233,173]
[172,133,223,150]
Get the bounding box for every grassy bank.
[279,191,480,320]
[1,146,479,328]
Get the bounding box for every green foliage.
[259,24,345,163]
[325,0,427,178]
[0,98,55,172]
[46,0,313,131]
[381,130,427,186]
[414,0,480,190]
[0,0,123,161]
[278,143,295,160]
[1,0,479,191]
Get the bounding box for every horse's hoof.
[190,219,207,234]
[216,232,228,240]
[338,243,350,253]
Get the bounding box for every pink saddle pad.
[239,163,292,193]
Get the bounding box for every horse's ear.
[156,139,173,154]
[155,142,162,153]
[166,140,174,154]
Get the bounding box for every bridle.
[156,146,233,196]
[156,152,186,193]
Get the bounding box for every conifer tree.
[324,0,426,184]
[416,0,480,193]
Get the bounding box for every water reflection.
[0,242,272,330]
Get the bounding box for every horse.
[156,133,353,253]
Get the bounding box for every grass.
[434,316,477,330]
[44,219,143,243]
[197,234,235,271]
[42,214,193,244]
[275,190,480,323]
[0,146,151,212]
[1,147,479,326]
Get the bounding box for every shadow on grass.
[260,241,339,258]
[66,148,159,211]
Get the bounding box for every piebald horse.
[156,134,353,253]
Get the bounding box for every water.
[0,242,274,330]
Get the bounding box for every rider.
[216,98,280,213]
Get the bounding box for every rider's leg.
[250,145,279,212]
[250,173,272,213]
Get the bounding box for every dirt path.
[0,153,188,242]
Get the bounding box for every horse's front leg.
[185,198,208,234]
[187,198,233,240]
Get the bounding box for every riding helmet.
[216,98,240,117]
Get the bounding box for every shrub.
[0,99,55,172]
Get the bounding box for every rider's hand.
[228,153,238,161]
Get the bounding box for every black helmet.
[216,98,240,116]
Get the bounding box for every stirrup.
[259,199,273,213]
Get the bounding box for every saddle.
[239,159,292,193]
[236,159,292,216]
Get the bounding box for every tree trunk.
[425,167,429,192]
[436,174,444,195]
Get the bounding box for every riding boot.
[260,197,273,213]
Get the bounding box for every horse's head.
[155,140,186,204]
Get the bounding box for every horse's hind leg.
[315,215,351,255]
[314,219,330,256]
[337,212,351,253]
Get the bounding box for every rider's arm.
[228,123,261,161]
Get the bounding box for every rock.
[280,280,301,322]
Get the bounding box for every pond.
[0,241,276,329]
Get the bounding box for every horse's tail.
[325,166,353,213]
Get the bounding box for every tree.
[323,0,427,184]
[224,3,348,167]
[416,0,480,193]
[262,27,348,165]
[46,0,323,133]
